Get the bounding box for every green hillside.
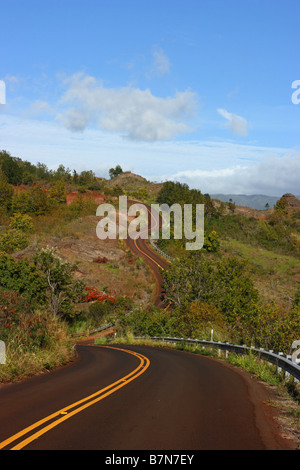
[0,149,299,388]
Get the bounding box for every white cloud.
[151,47,171,77]
[1,112,298,196]
[169,152,300,196]
[56,72,197,141]
[217,108,249,137]
[30,100,53,115]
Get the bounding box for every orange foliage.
[82,286,117,303]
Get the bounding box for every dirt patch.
[30,215,155,307]
[66,191,105,205]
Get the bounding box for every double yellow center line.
[130,203,164,270]
[0,346,150,450]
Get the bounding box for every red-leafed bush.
[82,286,117,303]
[0,289,68,351]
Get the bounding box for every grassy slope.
[221,238,300,308]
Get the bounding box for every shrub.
[0,229,29,253]
[0,290,59,351]
[173,301,224,339]
[48,180,67,204]
[82,286,117,303]
[0,289,73,382]
[119,307,173,338]
[11,186,48,215]
[0,252,47,303]
[161,252,259,324]
[203,230,220,252]
[0,248,85,320]
[238,301,300,353]
[9,213,33,232]
[33,247,85,319]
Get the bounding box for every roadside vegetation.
[0,150,299,393]
[150,181,300,354]
[0,152,144,382]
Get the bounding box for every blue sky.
[0,0,299,195]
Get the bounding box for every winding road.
[0,199,297,451]
[0,343,294,450]
[125,200,169,307]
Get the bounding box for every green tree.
[274,196,289,214]
[0,248,85,318]
[239,300,300,352]
[173,301,223,339]
[54,164,71,181]
[33,247,85,319]
[161,252,259,324]
[0,252,47,303]
[214,256,259,323]
[78,170,101,190]
[72,169,79,184]
[157,181,204,207]
[36,162,52,180]
[227,198,236,213]
[109,165,123,179]
[21,171,33,185]
[0,170,14,212]
[0,150,23,185]
[49,180,67,204]
[12,186,48,215]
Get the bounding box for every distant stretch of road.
[0,344,294,450]
[125,200,169,307]
[0,200,296,452]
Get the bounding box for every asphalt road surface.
[0,343,295,450]
[0,200,297,452]
[125,200,169,307]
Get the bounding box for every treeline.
[156,180,300,257]
[118,251,300,354]
[161,252,300,351]
[0,149,101,190]
[0,152,134,381]
[157,180,217,217]
[142,180,300,354]
[155,181,221,254]
[0,149,105,222]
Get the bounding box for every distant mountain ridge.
[211,194,283,210]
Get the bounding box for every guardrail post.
[277,352,283,375]
[0,340,6,365]
[285,355,292,381]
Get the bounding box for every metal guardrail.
[135,336,300,383]
[148,236,172,260]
